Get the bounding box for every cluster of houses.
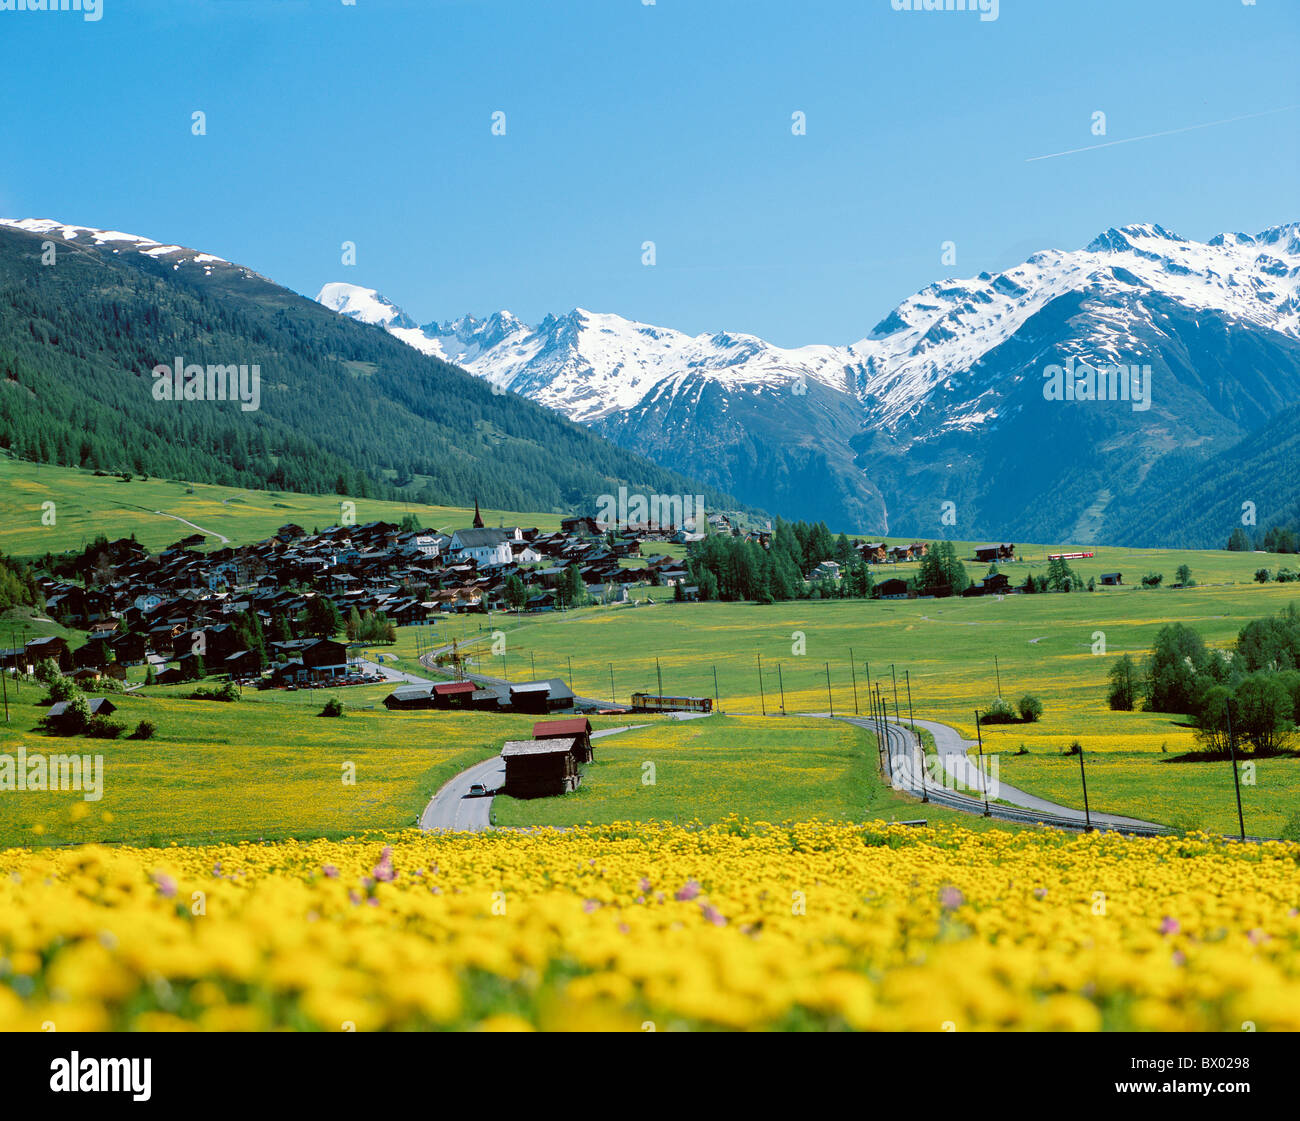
[851,542,1018,567]
[856,541,931,565]
[0,625,357,689]
[10,503,721,687]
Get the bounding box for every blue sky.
[1,0,1296,346]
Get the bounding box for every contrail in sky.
[1026,104,1300,162]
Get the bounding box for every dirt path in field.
[118,503,231,544]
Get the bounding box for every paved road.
[121,504,232,545]
[419,724,649,832]
[906,716,1161,830]
[419,754,506,831]
[831,713,1165,834]
[355,658,429,685]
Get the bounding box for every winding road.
[412,634,1164,835]
[419,724,651,832]
[838,713,1166,835]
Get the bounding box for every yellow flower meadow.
[0,821,1297,1031]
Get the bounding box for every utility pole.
[1077,742,1092,831]
[974,709,990,816]
[890,663,900,721]
[609,662,616,705]
[757,653,766,716]
[530,651,536,679]
[1,655,8,723]
[849,647,859,714]
[994,655,1002,699]
[567,654,574,693]
[904,669,916,737]
[655,656,663,698]
[878,685,893,785]
[712,664,719,711]
[777,663,786,715]
[906,670,925,802]
[870,687,884,776]
[1226,701,1246,841]
[825,661,834,718]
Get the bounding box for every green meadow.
[0,456,563,556]
[492,714,1016,832]
[454,582,1300,836]
[0,688,541,847]
[995,752,1298,839]
[1,685,964,846]
[4,458,1298,838]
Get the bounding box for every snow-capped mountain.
[318,292,858,422]
[0,217,249,278]
[317,222,1300,542]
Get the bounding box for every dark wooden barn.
[507,678,575,715]
[433,680,479,709]
[383,683,435,710]
[501,738,580,798]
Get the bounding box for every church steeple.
[472,498,484,529]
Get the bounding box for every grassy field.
[449,585,1298,737]
[6,455,1299,838]
[996,752,1300,839]
[859,539,1285,587]
[0,457,563,556]
[1,675,1018,846]
[0,688,550,847]
[450,585,1300,835]
[0,605,81,651]
[495,715,874,826]
[492,713,1019,832]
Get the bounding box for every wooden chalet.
[25,635,72,672]
[223,649,262,678]
[963,572,1012,596]
[45,696,117,730]
[859,542,888,564]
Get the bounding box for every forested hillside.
[0,223,732,514]
[1104,402,1300,550]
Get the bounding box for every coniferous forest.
[0,225,733,514]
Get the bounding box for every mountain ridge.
[317,221,1300,545]
[0,217,737,518]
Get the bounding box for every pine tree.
[1227,527,1251,551]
